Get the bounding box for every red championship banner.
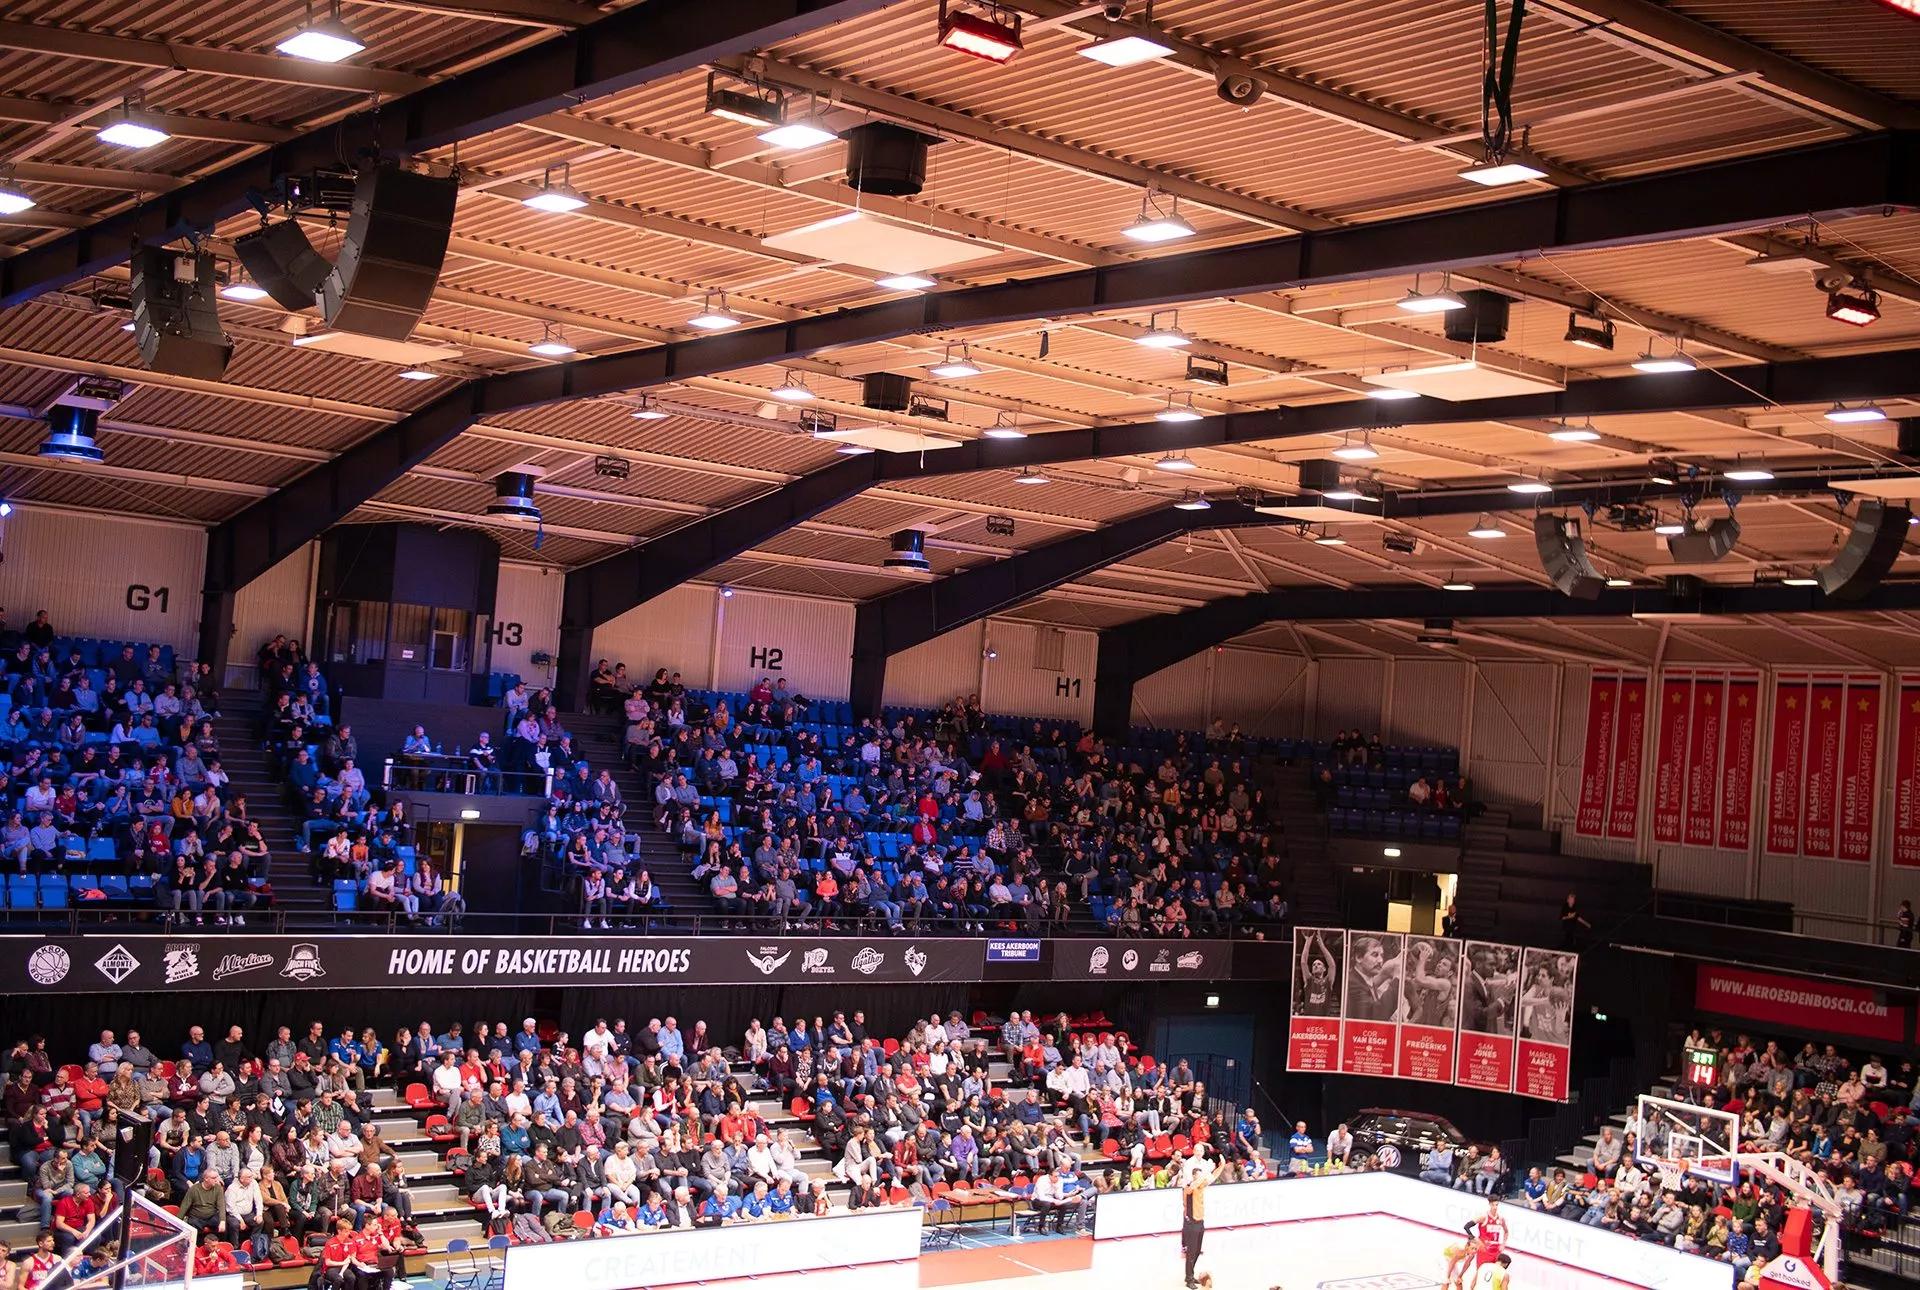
[1802,680,1845,858]
[1838,679,1881,863]
[1575,674,1621,838]
[1652,674,1693,845]
[1607,674,1648,840]
[1397,936,1461,1083]
[1516,947,1579,1101]
[1766,677,1810,855]
[1683,676,1723,848]
[1718,677,1760,851]
[1894,679,1920,867]
[1339,932,1403,1077]
[1455,941,1521,1093]
[1695,963,1907,1044]
[1286,927,1343,1072]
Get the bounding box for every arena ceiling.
[1,0,1919,667]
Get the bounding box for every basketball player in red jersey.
[1472,1197,1508,1269]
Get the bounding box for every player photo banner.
[1838,678,1881,863]
[1286,927,1344,1072]
[1397,935,1462,1083]
[1339,931,1404,1077]
[1765,677,1811,855]
[1574,673,1620,838]
[1515,947,1579,1101]
[1892,679,1920,868]
[1652,673,1693,845]
[1607,674,1649,840]
[1455,940,1522,1093]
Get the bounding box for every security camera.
[1215,64,1266,107]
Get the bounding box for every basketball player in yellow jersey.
[1474,1253,1513,1290]
[1441,1236,1481,1290]
[1181,1148,1226,1289]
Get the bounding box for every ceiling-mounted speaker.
[40,405,105,463]
[1443,289,1511,345]
[863,371,914,412]
[1533,514,1603,600]
[234,220,331,311]
[845,123,935,197]
[486,470,542,524]
[1665,517,1741,564]
[1818,500,1911,601]
[130,245,233,380]
[884,529,930,572]
[1296,459,1339,493]
[319,165,458,340]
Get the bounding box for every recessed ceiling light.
[770,372,815,402]
[1134,310,1190,348]
[1824,402,1888,424]
[276,4,366,62]
[1457,156,1549,187]
[688,295,742,330]
[757,117,839,150]
[875,274,937,292]
[835,444,875,455]
[1548,423,1601,442]
[1632,344,1698,374]
[1332,435,1378,460]
[219,279,270,302]
[521,164,587,213]
[1078,32,1176,66]
[99,116,169,150]
[1442,579,1475,591]
[1724,465,1774,482]
[1321,488,1368,502]
[1312,530,1347,546]
[1467,515,1506,539]
[397,369,439,381]
[1398,277,1467,314]
[0,185,34,216]
[1013,469,1049,485]
[928,346,981,379]
[631,397,669,421]
[1174,492,1211,511]
[1366,386,1420,401]
[1605,577,1633,588]
[1505,480,1552,495]
[1155,453,1197,472]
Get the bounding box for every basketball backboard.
[1633,1093,1739,1186]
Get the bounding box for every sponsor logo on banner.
[162,943,201,984]
[851,947,884,975]
[745,947,791,976]
[1149,949,1172,974]
[212,952,273,982]
[986,939,1041,963]
[1695,962,1907,1043]
[801,948,834,975]
[279,943,325,982]
[1371,1146,1402,1172]
[1088,947,1110,975]
[903,946,927,977]
[27,944,69,985]
[1177,950,1204,970]
[1121,949,1139,971]
[94,944,140,984]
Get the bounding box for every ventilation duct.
[1443,289,1511,345]
[845,123,934,197]
[884,529,930,571]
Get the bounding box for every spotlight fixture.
[983,411,1027,440]
[521,162,587,213]
[0,180,33,216]
[276,0,366,61]
[1078,28,1175,66]
[1174,491,1212,511]
[769,371,815,402]
[98,99,170,150]
[687,294,742,330]
[937,0,1024,62]
[1825,402,1888,424]
[1442,578,1476,591]
[1122,188,1196,243]
[1826,279,1881,327]
[719,586,735,599]
[529,324,576,357]
[1506,479,1552,495]
[0,501,12,517]
[1311,528,1347,546]
[1154,394,1202,423]
[1632,341,1698,374]
[1563,310,1616,351]
[1605,576,1632,588]
[1012,469,1050,485]
[631,396,669,420]
[1185,355,1228,387]
[1548,421,1601,443]
[1457,152,1549,187]
[1724,460,1774,482]
[928,345,982,379]
[1154,453,1197,472]
[1331,434,1378,461]
[1134,310,1190,349]
[1397,275,1467,315]
[705,72,784,129]
[397,369,439,381]
[875,273,937,292]
[1366,386,1420,401]
[1467,515,1507,540]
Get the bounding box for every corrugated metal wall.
[490,562,564,687]
[884,622,985,710]
[1314,658,1386,738]
[229,541,317,688]
[0,508,206,652]
[1130,653,1210,731]
[1470,661,1557,815]
[1210,649,1307,736]
[1390,658,1470,747]
[980,621,1095,725]
[590,584,717,690]
[712,589,854,700]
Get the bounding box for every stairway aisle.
[564,713,711,916]
[211,688,333,927]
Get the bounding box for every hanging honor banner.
[1286,927,1344,1072]
[1339,932,1403,1077]
[1766,678,1811,855]
[1718,677,1760,852]
[1894,679,1920,868]
[1575,674,1621,838]
[1396,935,1462,1084]
[1455,940,1522,1093]
[1838,679,1881,863]
[1802,680,1846,858]
[1683,676,1723,849]
[1652,674,1693,845]
[1516,947,1579,1102]
[1607,675,1648,840]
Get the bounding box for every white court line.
[998,1256,1052,1275]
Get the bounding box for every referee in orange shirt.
[1181,1145,1226,1288]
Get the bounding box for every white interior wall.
[0,507,207,652]
[228,540,318,688]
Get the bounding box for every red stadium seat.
[404,1082,435,1110]
[1100,1138,1121,1158]
[790,1096,814,1122]
[424,1114,454,1142]
[882,1037,900,1057]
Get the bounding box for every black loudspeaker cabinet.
[130,246,232,380]
[1819,500,1912,601]
[235,220,332,311]
[112,1110,155,1183]
[320,165,458,340]
[1533,514,1603,600]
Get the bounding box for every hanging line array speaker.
[319,164,459,340]
[234,220,332,311]
[1533,514,1604,600]
[1817,499,1912,601]
[130,245,232,380]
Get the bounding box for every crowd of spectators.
[555,668,1293,938]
